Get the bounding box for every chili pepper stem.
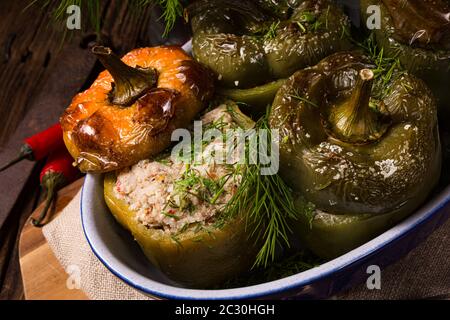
[92,46,158,106]
[31,187,55,228]
[0,144,34,172]
[31,172,66,227]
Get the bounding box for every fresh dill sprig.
[215,250,323,289]
[263,20,280,40]
[289,89,319,108]
[222,110,299,268]
[148,0,184,37]
[29,0,184,39]
[294,11,316,33]
[356,33,404,98]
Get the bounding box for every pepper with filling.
[104,103,298,287]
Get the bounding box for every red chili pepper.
[31,146,80,227]
[0,123,64,172]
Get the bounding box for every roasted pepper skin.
[270,51,442,259]
[189,0,352,107]
[360,0,450,112]
[61,47,214,173]
[217,79,286,113]
[104,173,257,288]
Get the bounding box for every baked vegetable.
[188,0,352,107]
[103,105,258,287]
[269,51,442,258]
[360,0,450,111]
[104,101,302,287]
[60,46,214,173]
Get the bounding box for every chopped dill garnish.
[215,250,323,289]
[312,20,323,32]
[298,12,316,23]
[355,33,405,98]
[162,211,180,220]
[263,20,280,40]
[289,89,319,108]
[170,234,182,246]
[293,11,326,33]
[339,20,352,40]
[178,223,189,234]
[295,21,306,33]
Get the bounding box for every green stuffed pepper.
[188,0,352,109]
[269,51,442,259]
[104,104,260,288]
[360,0,450,112]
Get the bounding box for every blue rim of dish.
[81,174,450,300]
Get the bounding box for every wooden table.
[0,0,189,300]
[19,178,88,300]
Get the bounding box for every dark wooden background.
[0,0,189,300]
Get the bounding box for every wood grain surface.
[19,178,87,300]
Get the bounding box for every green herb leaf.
[31,0,184,39]
[222,110,299,268]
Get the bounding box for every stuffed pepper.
[104,104,261,288]
[360,0,450,112]
[188,0,352,108]
[269,51,442,258]
[61,46,214,173]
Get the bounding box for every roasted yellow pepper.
[61,46,214,173]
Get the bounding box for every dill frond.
[29,0,185,39]
[263,20,280,40]
[222,110,299,268]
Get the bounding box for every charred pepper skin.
[270,51,441,259]
[103,173,257,288]
[188,0,352,107]
[60,46,214,173]
[360,0,450,112]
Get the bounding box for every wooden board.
[18,178,88,300]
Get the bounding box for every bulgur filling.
[113,107,243,233]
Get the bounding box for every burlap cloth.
[43,190,450,300]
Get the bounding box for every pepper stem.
[92,46,158,106]
[328,69,388,144]
[31,187,55,227]
[0,144,34,172]
[31,172,66,227]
